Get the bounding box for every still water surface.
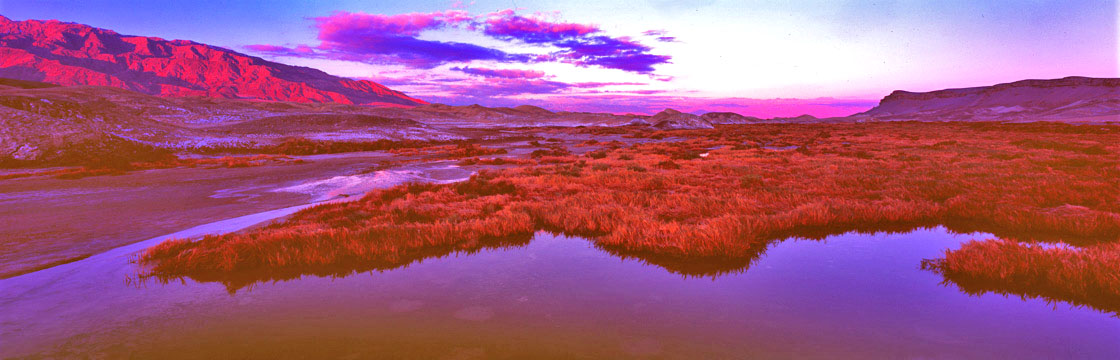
[2,224,1116,358]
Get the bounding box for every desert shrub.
[656,160,681,170]
[530,147,571,158]
[455,176,516,196]
[670,151,701,160]
[930,140,958,148]
[1012,139,1109,155]
[740,174,764,187]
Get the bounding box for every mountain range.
[0,15,425,107]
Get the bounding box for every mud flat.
[0,151,472,278]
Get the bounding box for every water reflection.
[4,228,1118,358]
[140,222,1119,318]
[925,262,1120,316]
[140,233,536,293]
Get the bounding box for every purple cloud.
[311,11,525,68]
[316,10,473,37]
[551,35,670,73]
[247,9,670,74]
[642,30,677,43]
[483,11,670,73]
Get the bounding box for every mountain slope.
[852,77,1120,123]
[701,112,762,124]
[0,82,457,164]
[649,108,714,129]
[0,15,426,106]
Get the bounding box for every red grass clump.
[142,175,535,282]
[458,157,533,166]
[923,239,1120,313]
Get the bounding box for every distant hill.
[851,77,1120,123]
[700,112,762,124]
[649,108,714,129]
[0,15,426,107]
[0,81,450,165]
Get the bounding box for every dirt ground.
[0,152,403,278]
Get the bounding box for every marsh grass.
[923,239,1120,313]
[140,122,1120,305]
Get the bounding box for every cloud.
[450,66,546,79]
[571,82,646,87]
[383,70,651,99]
[316,10,472,37]
[551,35,670,73]
[247,11,521,68]
[310,11,525,68]
[244,44,292,53]
[245,44,315,55]
[448,78,648,97]
[247,9,670,74]
[482,11,671,73]
[449,78,573,96]
[642,30,678,42]
[419,93,875,118]
[481,10,600,44]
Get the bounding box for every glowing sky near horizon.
[1,0,1116,116]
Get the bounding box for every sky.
[1,0,1117,117]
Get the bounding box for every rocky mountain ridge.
[0,15,426,107]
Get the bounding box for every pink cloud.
[315,10,472,38]
[383,72,653,98]
[481,11,600,43]
[571,82,646,87]
[450,66,546,79]
[249,10,525,68]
